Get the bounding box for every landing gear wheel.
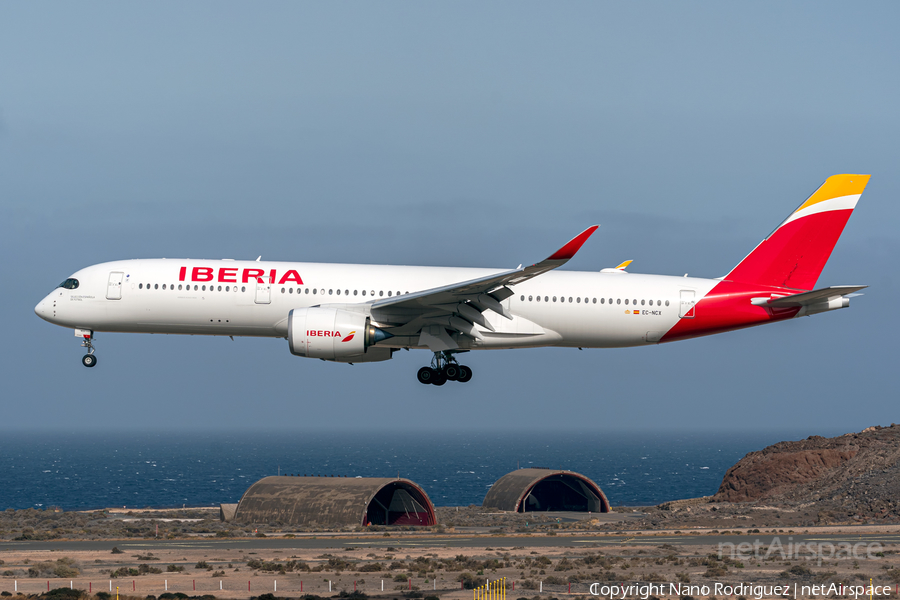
[82,354,97,368]
[444,364,460,381]
[457,365,472,382]
[417,367,436,384]
[432,372,447,386]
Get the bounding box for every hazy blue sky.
[2,2,898,433]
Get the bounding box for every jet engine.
[288,308,393,361]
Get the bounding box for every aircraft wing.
[368,226,598,347]
[751,285,867,307]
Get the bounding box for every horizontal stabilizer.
[751,285,867,307]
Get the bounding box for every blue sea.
[0,431,808,511]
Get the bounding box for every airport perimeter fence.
[0,577,605,597]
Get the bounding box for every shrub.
[111,547,124,554]
[196,561,211,570]
[44,589,84,600]
[167,565,185,572]
[780,565,813,578]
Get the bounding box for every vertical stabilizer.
[725,174,869,290]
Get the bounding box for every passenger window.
[379,291,383,297]
[520,295,525,301]
[240,286,245,292]
[354,290,358,296]
[600,298,604,304]
[536,296,541,302]
[346,290,350,296]
[218,286,222,292]
[388,291,392,297]
[641,300,645,306]
[568,297,573,303]
[625,299,629,305]
[362,290,366,296]
[336,289,341,295]
[153,284,158,289]
[657,300,661,306]
[305,288,309,294]
[528,295,533,301]
[633,299,637,305]
[592,298,597,304]
[665,300,670,306]
[576,297,581,303]
[226,286,230,292]
[329,289,333,295]
[617,298,621,304]
[139,283,143,289]
[201,285,206,291]
[313,289,317,295]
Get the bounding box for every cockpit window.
[58,278,79,290]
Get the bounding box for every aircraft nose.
[34,296,51,321]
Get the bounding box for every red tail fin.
[725,174,870,290]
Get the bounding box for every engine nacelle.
[288,308,392,361]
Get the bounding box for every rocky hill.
[712,423,900,523]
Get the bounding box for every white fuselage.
[34,259,719,350]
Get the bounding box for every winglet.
[615,260,633,271]
[546,225,599,261]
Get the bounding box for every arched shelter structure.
[233,476,437,526]
[482,468,610,513]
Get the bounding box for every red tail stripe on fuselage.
[659,280,801,343]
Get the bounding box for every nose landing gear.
[79,330,97,368]
[417,351,472,385]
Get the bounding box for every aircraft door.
[254,281,271,304]
[679,290,696,318]
[106,272,124,300]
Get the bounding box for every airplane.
[35,174,869,385]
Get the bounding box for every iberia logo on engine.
[308,330,355,342]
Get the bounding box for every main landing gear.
[80,331,97,368]
[417,351,472,385]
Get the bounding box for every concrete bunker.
[232,475,437,526]
[482,468,610,513]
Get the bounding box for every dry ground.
[3,507,900,599]
[2,533,900,599]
